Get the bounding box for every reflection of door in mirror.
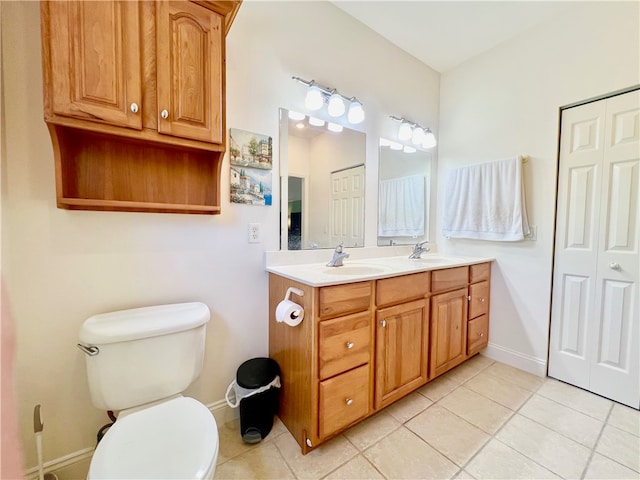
[378,143,432,246]
[287,176,305,250]
[330,165,365,247]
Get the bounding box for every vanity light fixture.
[308,116,325,127]
[288,110,306,121]
[390,115,437,149]
[292,76,365,125]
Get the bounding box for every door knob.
[609,262,621,270]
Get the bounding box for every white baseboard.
[483,342,548,377]
[24,398,238,479]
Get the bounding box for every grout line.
[579,402,614,479]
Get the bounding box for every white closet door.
[550,89,639,409]
[589,90,640,407]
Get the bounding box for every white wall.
[438,2,640,374]
[1,1,439,473]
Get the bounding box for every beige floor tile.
[464,370,532,410]
[406,404,490,466]
[274,430,358,479]
[584,453,640,479]
[323,455,384,480]
[454,470,477,479]
[596,424,640,472]
[466,439,559,479]
[343,410,400,451]
[363,426,458,479]
[496,414,591,479]
[217,418,262,464]
[438,386,513,434]
[608,403,640,436]
[538,378,612,420]
[418,373,461,401]
[483,362,544,391]
[519,394,603,448]
[214,441,295,479]
[446,354,494,384]
[384,391,433,423]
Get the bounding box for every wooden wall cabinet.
[40,0,241,214]
[269,261,492,454]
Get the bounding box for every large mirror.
[377,140,432,246]
[279,108,366,250]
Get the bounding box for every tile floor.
[213,355,640,479]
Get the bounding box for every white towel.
[378,175,425,237]
[442,156,530,241]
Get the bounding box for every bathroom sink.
[322,264,390,275]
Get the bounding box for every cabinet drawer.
[376,272,429,307]
[319,312,371,380]
[469,281,489,319]
[319,364,369,438]
[431,266,469,293]
[319,282,371,318]
[470,263,491,283]
[467,314,489,355]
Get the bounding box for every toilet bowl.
[78,303,218,480]
[88,397,218,480]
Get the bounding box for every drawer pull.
[346,341,354,349]
[480,333,485,337]
[345,398,353,406]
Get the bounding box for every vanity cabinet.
[269,261,492,454]
[40,0,241,214]
[374,272,429,409]
[467,263,491,355]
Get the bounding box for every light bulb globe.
[327,93,346,117]
[422,129,437,148]
[398,121,412,141]
[305,86,324,111]
[347,101,365,124]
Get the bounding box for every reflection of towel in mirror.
[378,175,425,237]
[442,155,530,241]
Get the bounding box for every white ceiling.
[331,1,575,72]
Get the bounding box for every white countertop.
[266,254,494,287]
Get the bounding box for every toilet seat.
[88,397,218,480]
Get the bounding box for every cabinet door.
[45,1,142,129]
[375,299,429,409]
[430,288,468,377]
[156,1,223,143]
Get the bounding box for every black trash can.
[235,357,280,443]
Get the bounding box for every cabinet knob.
[480,298,486,303]
[609,262,621,270]
[346,341,354,349]
[380,320,387,327]
[130,102,139,114]
[160,109,169,119]
[345,398,353,406]
[467,295,471,301]
[480,333,484,337]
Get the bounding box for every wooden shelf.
[51,125,223,214]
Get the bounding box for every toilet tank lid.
[79,302,210,345]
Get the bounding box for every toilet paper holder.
[283,287,304,302]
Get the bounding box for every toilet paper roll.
[275,299,304,327]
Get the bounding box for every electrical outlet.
[248,223,261,243]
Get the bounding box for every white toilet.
[78,302,219,479]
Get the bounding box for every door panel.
[551,89,639,409]
[330,165,365,247]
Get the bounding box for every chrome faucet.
[409,241,430,259]
[326,243,350,267]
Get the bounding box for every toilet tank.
[79,302,210,411]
